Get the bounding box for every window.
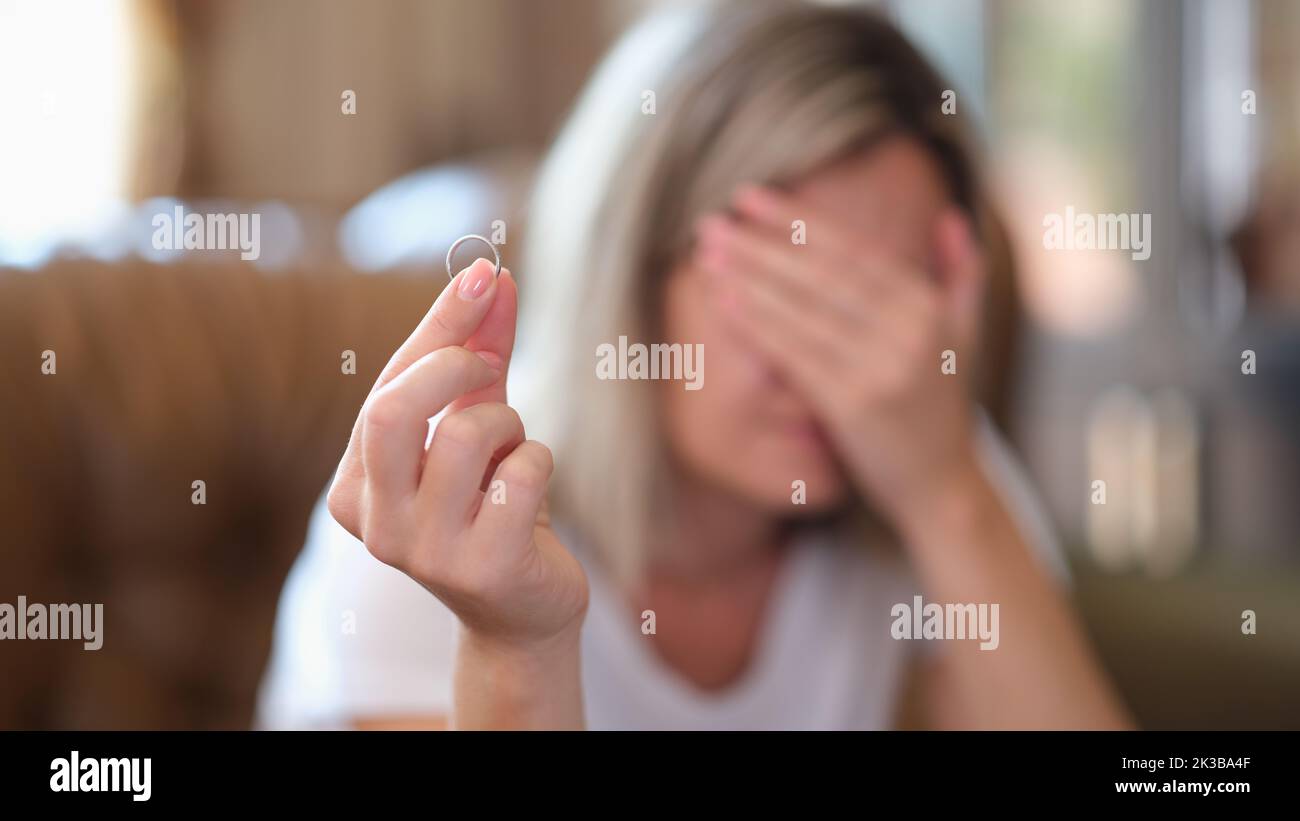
[0,0,138,267]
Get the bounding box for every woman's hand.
[694,185,988,530]
[326,259,588,726]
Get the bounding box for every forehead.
[787,136,951,265]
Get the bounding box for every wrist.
[454,622,585,730]
[891,442,991,545]
[459,618,584,669]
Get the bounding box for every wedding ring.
[445,234,501,281]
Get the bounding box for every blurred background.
[0,0,1297,729]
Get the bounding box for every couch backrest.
[0,260,433,728]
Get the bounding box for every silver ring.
[445,234,501,281]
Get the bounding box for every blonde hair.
[516,0,990,584]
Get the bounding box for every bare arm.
[896,456,1132,729]
[453,627,585,730]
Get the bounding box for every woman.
[258,0,1131,730]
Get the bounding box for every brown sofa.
[0,260,432,728]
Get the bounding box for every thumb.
[449,266,518,411]
[934,209,986,351]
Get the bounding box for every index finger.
[448,266,518,412]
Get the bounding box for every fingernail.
[457,260,494,300]
[475,350,503,372]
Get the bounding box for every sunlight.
[0,0,136,266]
